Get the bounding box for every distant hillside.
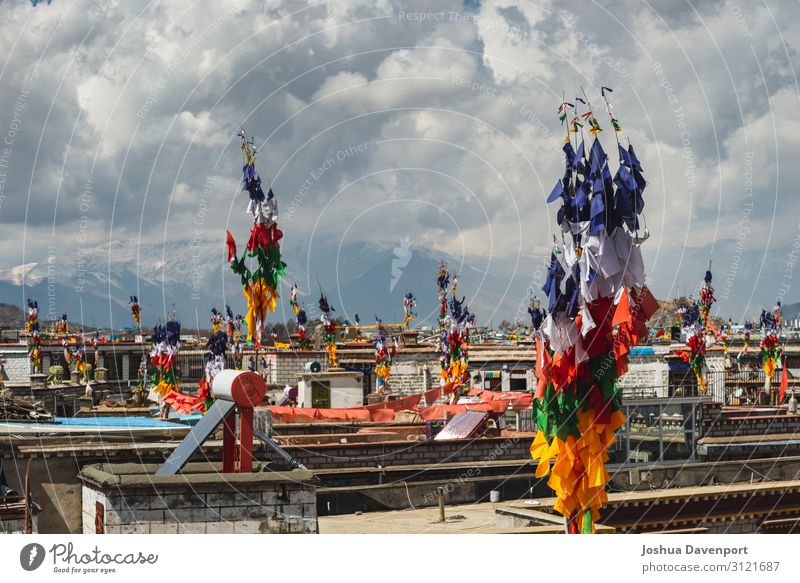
[649,297,730,329]
[0,303,23,329]
[780,302,800,323]
[0,303,99,334]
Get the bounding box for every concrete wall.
[0,515,38,533]
[0,343,147,383]
[609,455,800,491]
[1,455,83,534]
[80,463,318,534]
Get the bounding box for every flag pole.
[600,86,622,156]
[579,85,599,141]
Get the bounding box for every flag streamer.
[129,295,141,329]
[437,265,474,388]
[531,90,655,534]
[148,320,181,418]
[319,290,338,367]
[374,318,397,393]
[227,128,286,344]
[760,303,783,384]
[26,300,42,374]
[403,291,417,328]
[290,283,311,350]
[674,263,715,394]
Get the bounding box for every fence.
[620,369,791,405]
[708,369,791,405]
[612,397,705,465]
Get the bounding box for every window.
[95,501,105,534]
[311,380,331,408]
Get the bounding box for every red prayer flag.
[780,358,789,403]
[226,230,237,262]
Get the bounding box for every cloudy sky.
[0,0,798,324]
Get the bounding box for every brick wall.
[617,361,670,397]
[0,346,30,381]
[271,351,327,386]
[267,434,534,470]
[79,463,318,534]
[385,361,437,395]
[271,352,440,396]
[0,344,151,383]
[701,401,800,438]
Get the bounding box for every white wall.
[330,376,363,408]
[297,372,364,408]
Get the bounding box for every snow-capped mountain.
[0,233,792,329]
[0,238,537,329]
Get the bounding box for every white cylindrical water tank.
[211,369,266,407]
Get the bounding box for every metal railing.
[613,397,706,465]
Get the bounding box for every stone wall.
[79,462,318,534]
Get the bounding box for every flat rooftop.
[320,501,524,534]
[320,478,800,533]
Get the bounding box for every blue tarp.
[668,361,690,371]
[54,417,183,428]
[630,347,655,355]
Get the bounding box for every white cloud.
[0,0,797,318]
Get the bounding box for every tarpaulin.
[478,391,533,409]
[266,406,396,423]
[162,390,206,415]
[264,384,524,423]
[418,401,511,421]
[314,408,371,421]
[422,386,441,405]
[359,382,456,411]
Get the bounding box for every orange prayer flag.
[612,290,631,327]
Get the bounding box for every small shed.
[296,370,365,408]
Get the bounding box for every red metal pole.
[222,409,236,473]
[239,407,254,473]
[23,459,32,534]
